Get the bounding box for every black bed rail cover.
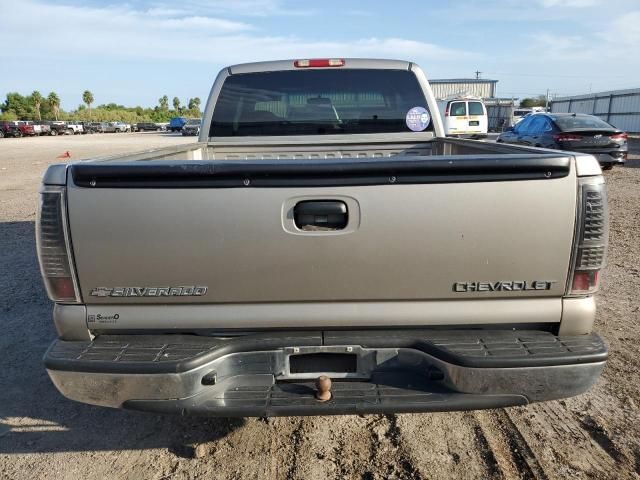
[70,155,570,188]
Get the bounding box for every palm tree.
[48,92,60,121]
[188,97,201,112]
[159,95,168,110]
[32,91,43,120]
[172,97,180,112]
[82,90,94,119]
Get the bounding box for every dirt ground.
[0,133,639,480]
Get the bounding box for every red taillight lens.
[609,133,628,141]
[567,179,608,296]
[571,270,599,293]
[294,58,345,68]
[36,186,81,303]
[553,134,582,141]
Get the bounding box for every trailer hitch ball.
[315,375,332,402]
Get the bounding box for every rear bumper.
[44,330,607,417]
[592,152,627,165]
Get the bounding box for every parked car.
[65,121,84,135]
[32,122,52,136]
[181,118,201,136]
[169,117,187,132]
[17,121,43,136]
[39,121,65,136]
[497,113,627,169]
[116,122,132,132]
[0,120,20,138]
[136,122,163,131]
[436,97,488,138]
[87,122,104,133]
[512,108,533,125]
[79,121,98,134]
[13,121,36,137]
[102,122,117,133]
[40,58,609,417]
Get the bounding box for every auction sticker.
[405,106,431,132]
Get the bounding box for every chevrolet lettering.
[453,280,557,292]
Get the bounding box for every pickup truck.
[0,120,20,138]
[39,59,608,417]
[12,121,37,137]
[65,121,84,135]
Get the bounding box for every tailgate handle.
[294,200,348,231]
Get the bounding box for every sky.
[1,0,639,111]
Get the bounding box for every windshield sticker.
[406,107,431,132]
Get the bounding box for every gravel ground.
[1,133,639,480]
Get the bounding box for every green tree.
[172,96,180,112]
[32,91,43,120]
[188,97,201,112]
[520,95,547,108]
[1,93,33,119]
[159,95,169,110]
[48,92,61,120]
[82,90,94,119]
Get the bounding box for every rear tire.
[66,129,74,135]
[602,164,614,171]
[14,130,22,138]
[50,129,58,136]
[0,131,4,138]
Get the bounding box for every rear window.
[514,110,531,117]
[449,102,466,116]
[210,69,431,137]
[468,102,484,115]
[553,115,614,130]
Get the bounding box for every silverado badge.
[90,286,208,297]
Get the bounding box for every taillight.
[553,133,582,141]
[444,104,450,117]
[294,58,345,68]
[36,186,81,303]
[567,177,608,296]
[609,133,628,141]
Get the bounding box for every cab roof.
[228,58,412,75]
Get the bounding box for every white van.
[436,97,488,138]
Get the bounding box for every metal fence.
[550,88,640,133]
[429,79,498,100]
[484,98,516,132]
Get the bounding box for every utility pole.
[475,70,482,79]
[545,88,550,112]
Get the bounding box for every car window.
[514,116,533,133]
[449,102,466,116]
[553,115,614,130]
[468,102,484,115]
[528,117,547,134]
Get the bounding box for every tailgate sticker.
[406,106,431,132]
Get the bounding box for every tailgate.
[67,156,576,304]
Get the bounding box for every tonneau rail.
[70,155,570,188]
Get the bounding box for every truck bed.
[72,135,577,163]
